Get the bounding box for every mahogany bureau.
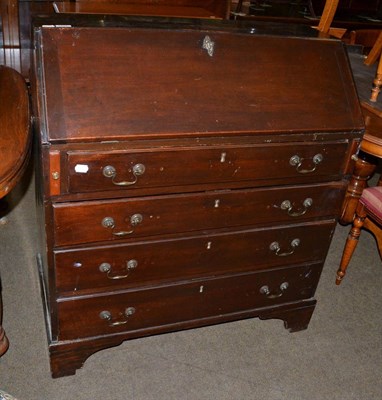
[31,18,364,377]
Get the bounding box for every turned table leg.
[0,291,9,356]
[340,151,378,225]
[0,199,9,356]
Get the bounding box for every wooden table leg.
[340,151,378,225]
[0,293,9,356]
[0,198,8,225]
[0,199,9,356]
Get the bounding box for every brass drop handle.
[101,214,143,237]
[99,307,136,326]
[260,282,289,299]
[289,153,323,174]
[280,198,313,217]
[269,238,300,256]
[99,259,138,280]
[103,163,146,186]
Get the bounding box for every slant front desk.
[31,19,364,377]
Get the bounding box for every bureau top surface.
[34,23,364,144]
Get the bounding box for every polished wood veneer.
[54,221,336,295]
[57,263,324,340]
[52,185,344,246]
[31,19,364,377]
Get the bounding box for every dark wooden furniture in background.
[0,0,21,72]
[0,65,31,357]
[234,0,382,31]
[312,0,382,17]
[347,29,381,55]
[53,0,230,19]
[31,18,364,377]
[233,0,346,39]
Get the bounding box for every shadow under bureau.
[31,18,364,377]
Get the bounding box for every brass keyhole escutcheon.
[130,213,143,226]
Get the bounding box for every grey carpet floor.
[0,168,381,400]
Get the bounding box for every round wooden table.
[0,65,30,357]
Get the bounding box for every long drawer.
[66,142,348,194]
[52,182,344,246]
[57,263,323,340]
[55,221,335,295]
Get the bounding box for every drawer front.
[66,142,348,194]
[55,220,335,294]
[53,182,344,246]
[57,263,323,340]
